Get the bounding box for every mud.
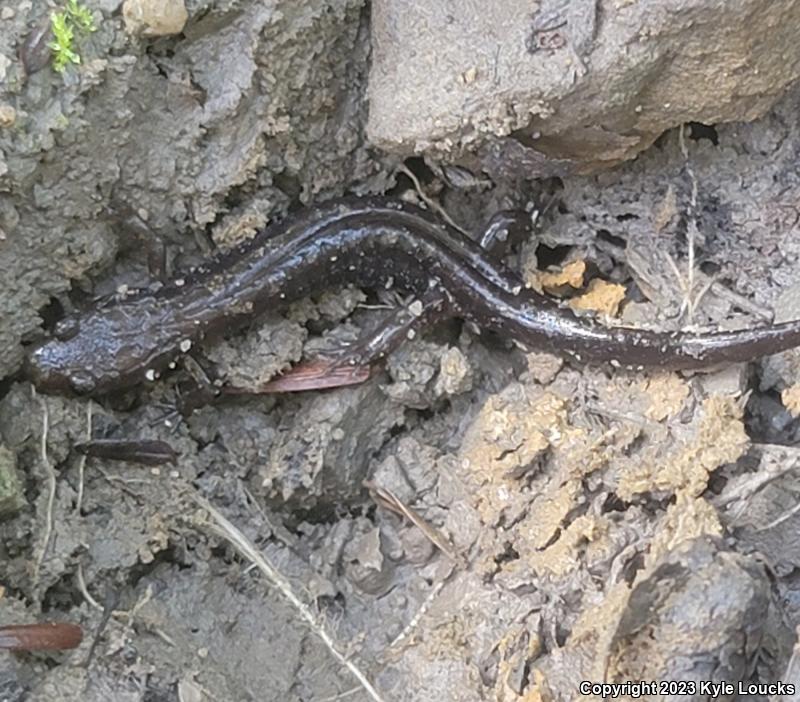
[3,2,800,701]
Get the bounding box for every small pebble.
[122,0,188,36]
[0,105,15,128]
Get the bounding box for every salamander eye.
[54,317,80,341]
[68,371,96,395]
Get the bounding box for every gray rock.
[261,380,405,506]
[122,0,188,36]
[368,0,800,173]
[607,536,768,700]
[0,445,25,518]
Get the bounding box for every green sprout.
[49,0,97,73]
[50,12,78,72]
[66,0,96,31]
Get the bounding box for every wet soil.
[3,2,800,701]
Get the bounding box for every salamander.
[25,196,800,396]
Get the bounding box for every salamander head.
[26,316,105,395]
[25,311,158,396]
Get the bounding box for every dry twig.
[396,164,469,236]
[76,401,93,514]
[716,444,800,523]
[755,499,800,533]
[76,564,176,647]
[678,125,700,322]
[32,391,56,592]
[190,494,387,702]
[364,480,461,564]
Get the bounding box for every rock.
[696,363,748,398]
[524,352,563,385]
[433,346,473,396]
[0,445,25,518]
[608,536,768,695]
[368,0,800,174]
[0,104,16,128]
[122,0,188,37]
[261,381,405,507]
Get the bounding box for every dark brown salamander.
[300,208,533,374]
[25,197,800,396]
